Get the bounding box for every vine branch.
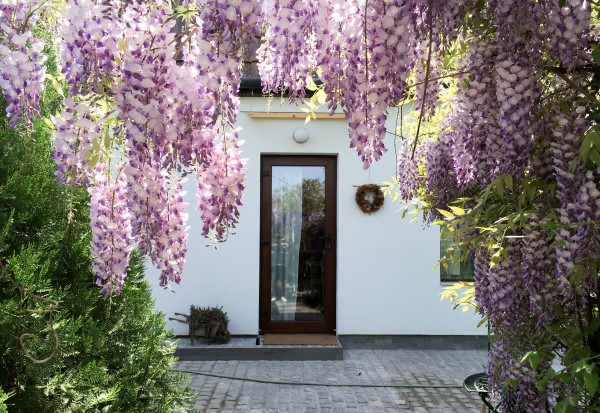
[0,259,60,364]
[410,2,434,160]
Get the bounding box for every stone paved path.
[177,348,488,412]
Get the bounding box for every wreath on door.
[355,184,384,214]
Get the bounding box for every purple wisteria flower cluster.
[151,180,189,287]
[54,0,263,291]
[0,0,262,293]
[472,227,561,413]
[544,0,591,68]
[0,0,46,127]
[258,0,318,102]
[2,6,599,410]
[89,165,133,297]
[413,40,440,119]
[188,0,260,241]
[51,98,104,186]
[196,139,246,241]
[394,1,596,411]
[551,102,600,299]
[60,0,121,94]
[408,0,591,204]
[257,0,468,169]
[396,142,424,201]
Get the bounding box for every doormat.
[263,334,338,346]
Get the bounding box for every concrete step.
[174,336,344,361]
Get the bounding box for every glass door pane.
[271,166,326,322]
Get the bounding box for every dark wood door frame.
[259,155,337,334]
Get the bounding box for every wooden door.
[259,156,337,333]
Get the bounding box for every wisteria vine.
[391,1,598,412]
[1,1,598,410]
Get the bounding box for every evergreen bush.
[0,42,193,413]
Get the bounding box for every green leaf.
[118,38,128,53]
[580,133,592,160]
[593,47,600,65]
[437,209,455,220]
[592,128,600,147]
[306,76,318,91]
[585,371,598,396]
[529,351,540,370]
[495,178,504,198]
[310,93,319,106]
[581,126,600,161]
[536,375,548,391]
[504,174,513,191]
[489,248,503,268]
[51,78,64,97]
[554,400,571,413]
[573,360,588,373]
[315,89,327,105]
[449,206,465,216]
[589,148,600,167]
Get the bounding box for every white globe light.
[292,127,309,143]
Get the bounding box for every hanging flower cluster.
[187,0,260,240]
[60,0,122,94]
[544,0,591,68]
[2,4,599,410]
[474,244,549,413]
[0,0,46,127]
[0,0,261,292]
[396,2,596,411]
[151,180,189,287]
[258,0,467,168]
[396,142,424,201]
[89,165,133,297]
[196,139,246,240]
[451,38,498,187]
[51,98,104,186]
[551,102,599,299]
[258,0,318,101]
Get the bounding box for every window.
[440,232,475,282]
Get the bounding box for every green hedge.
[0,42,193,413]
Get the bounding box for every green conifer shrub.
[0,40,193,413]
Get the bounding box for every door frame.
[259,155,337,334]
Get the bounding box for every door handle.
[320,235,332,251]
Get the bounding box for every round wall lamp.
[292,127,309,144]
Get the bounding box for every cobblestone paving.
[177,349,488,412]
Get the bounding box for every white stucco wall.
[148,97,481,336]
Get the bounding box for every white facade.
[148,97,481,336]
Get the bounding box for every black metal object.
[463,373,500,413]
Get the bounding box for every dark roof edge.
[238,76,322,98]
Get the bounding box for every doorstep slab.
[174,336,344,361]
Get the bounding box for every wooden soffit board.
[245,111,346,120]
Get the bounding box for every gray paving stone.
[178,348,487,412]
